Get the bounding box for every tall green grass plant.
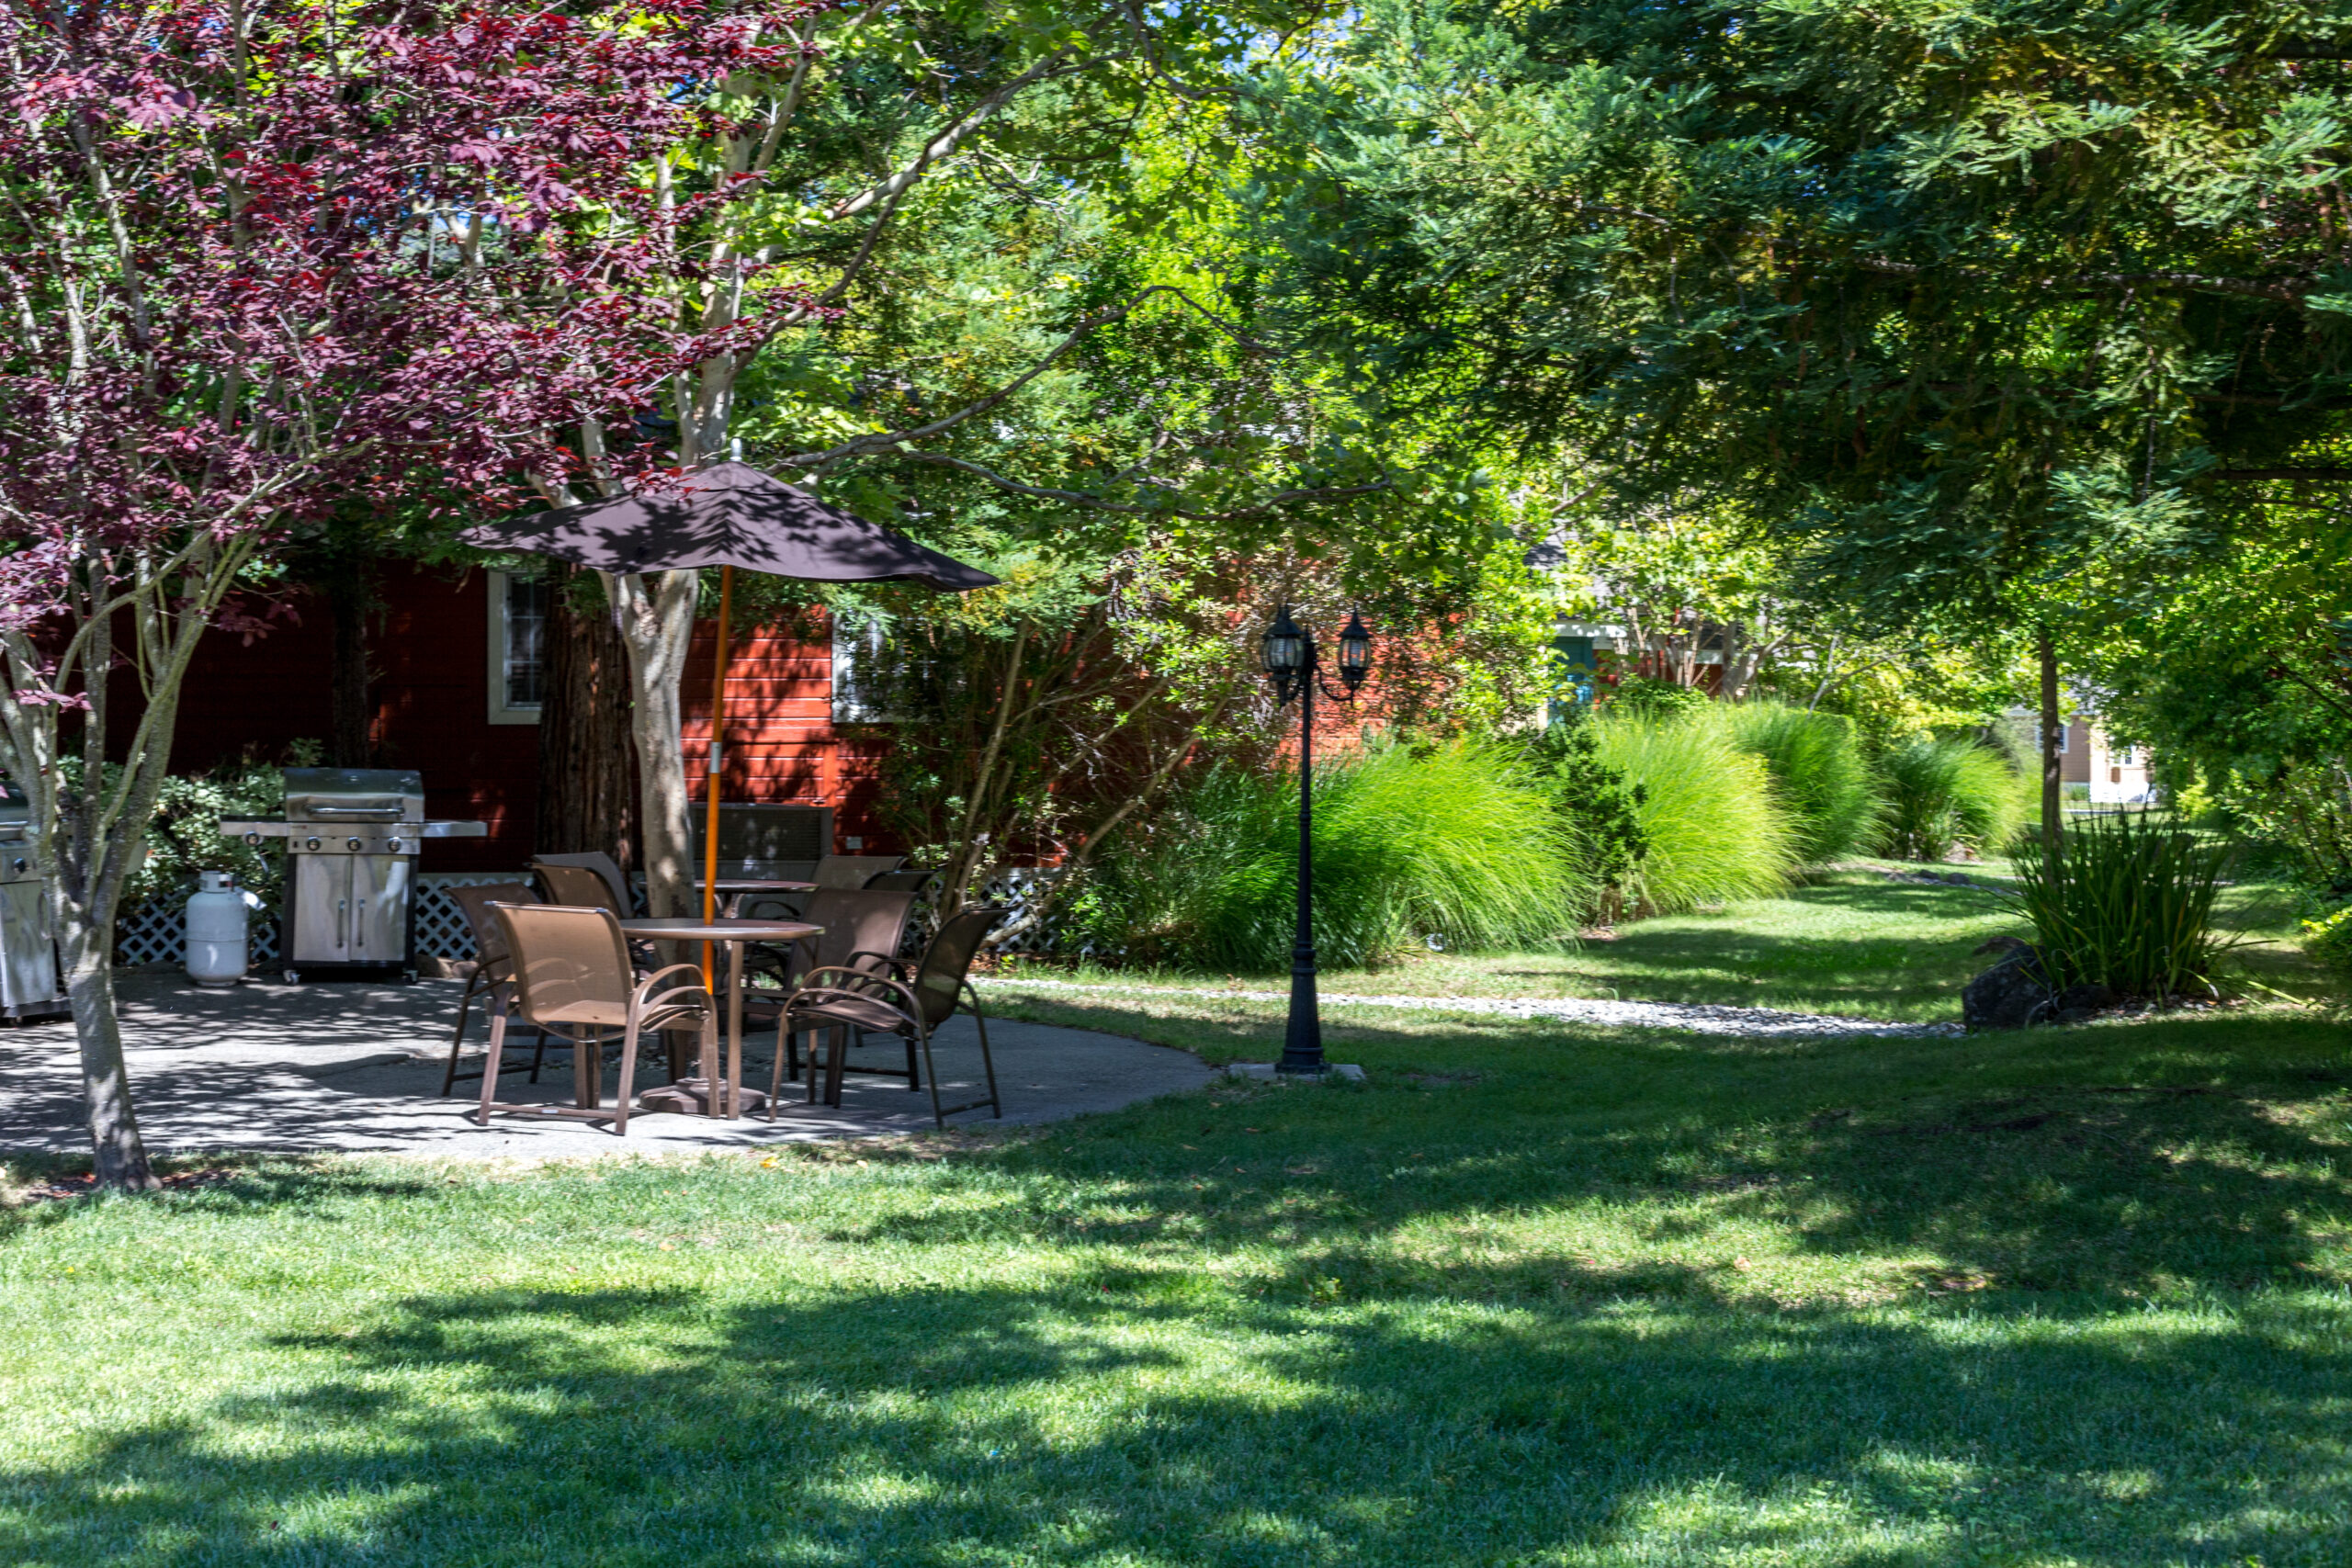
[1874,737,2030,862]
[1704,703,1883,864]
[2008,812,2234,998]
[1080,739,1589,970]
[1591,714,1797,912]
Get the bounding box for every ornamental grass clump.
[2007,812,2234,999]
[1873,737,2030,862]
[1082,739,1589,970]
[1591,713,1797,913]
[1704,702,1884,865]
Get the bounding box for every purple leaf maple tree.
[0,0,817,1188]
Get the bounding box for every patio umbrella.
[463,461,998,949]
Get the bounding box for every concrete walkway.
[1,970,1216,1159]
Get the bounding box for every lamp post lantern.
[1259,604,1373,1075]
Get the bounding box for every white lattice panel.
[111,872,529,966]
[974,866,1092,956]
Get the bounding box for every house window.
[487,570,547,725]
[831,615,901,723]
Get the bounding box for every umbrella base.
[638,1077,768,1119]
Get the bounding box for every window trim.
[486,568,545,727]
[831,615,904,724]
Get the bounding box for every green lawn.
[6,982,2352,1564]
[1004,863,2327,1023]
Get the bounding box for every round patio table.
[617,917,819,1119]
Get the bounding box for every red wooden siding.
[137,565,890,870]
[677,615,899,851]
[149,562,540,872]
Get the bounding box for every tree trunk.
[536,567,637,875]
[58,916,154,1190]
[2038,628,2063,854]
[610,568,700,918]
[327,570,372,768]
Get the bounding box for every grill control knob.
[10,858,23,874]
[347,837,363,852]
[387,838,401,852]
[305,837,321,851]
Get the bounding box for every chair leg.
[973,1006,1001,1119]
[767,1023,787,1122]
[916,1021,944,1128]
[614,1022,642,1134]
[476,1009,510,1126]
[903,1028,921,1091]
[444,976,481,1096]
[822,1026,852,1108]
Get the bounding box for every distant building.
[2060,717,2158,806]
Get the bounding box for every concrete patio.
[0,970,1216,1159]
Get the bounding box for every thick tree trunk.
[327,572,372,768]
[2038,628,2063,854]
[58,915,153,1190]
[536,567,637,875]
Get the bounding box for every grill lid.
[281,768,424,824]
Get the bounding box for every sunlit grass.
[4,980,2350,1564]
[1005,865,2333,1021]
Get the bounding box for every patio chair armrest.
[638,985,716,1018]
[631,963,712,1007]
[787,968,922,1015]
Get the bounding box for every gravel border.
[976,976,1961,1039]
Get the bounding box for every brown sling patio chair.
[440,882,548,1096]
[475,903,717,1135]
[741,854,907,922]
[773,905,1005,1128]
[811,853,903,889]
[529,852,633,914]
[532,859,623,912]
[862,866,941,894]
[740,887,917,1076]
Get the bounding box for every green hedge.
[1591,713,1798,912]
[1078,739,1591,970]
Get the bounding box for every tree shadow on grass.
[6,1007,2352,1563]
[5,1269,2349,1566]
[856,1010,2352,1307]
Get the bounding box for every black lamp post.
[1260,604,1374,1075]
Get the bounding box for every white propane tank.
[184,871,253,987]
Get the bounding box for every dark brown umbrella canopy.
[462,461,999,591]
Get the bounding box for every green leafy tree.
[1261,0,2352,848]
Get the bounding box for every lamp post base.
[1229,1062,1366,1082]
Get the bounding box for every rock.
[1962,942,2052,1032]
[1973,935,2033,959]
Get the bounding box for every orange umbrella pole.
[700,565,733,989]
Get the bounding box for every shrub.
[1608,675,1712,720]
[2301,901,2352,984]
[1873,737,2029,862]
[1705,703,1883,865]
[1080,739,1590,970]
[1509,710,1650,909]
[2008,812,2234,998]
[1590,713,1797,912]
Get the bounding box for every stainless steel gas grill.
[220,769,487,983]
[0,781,65,1021]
